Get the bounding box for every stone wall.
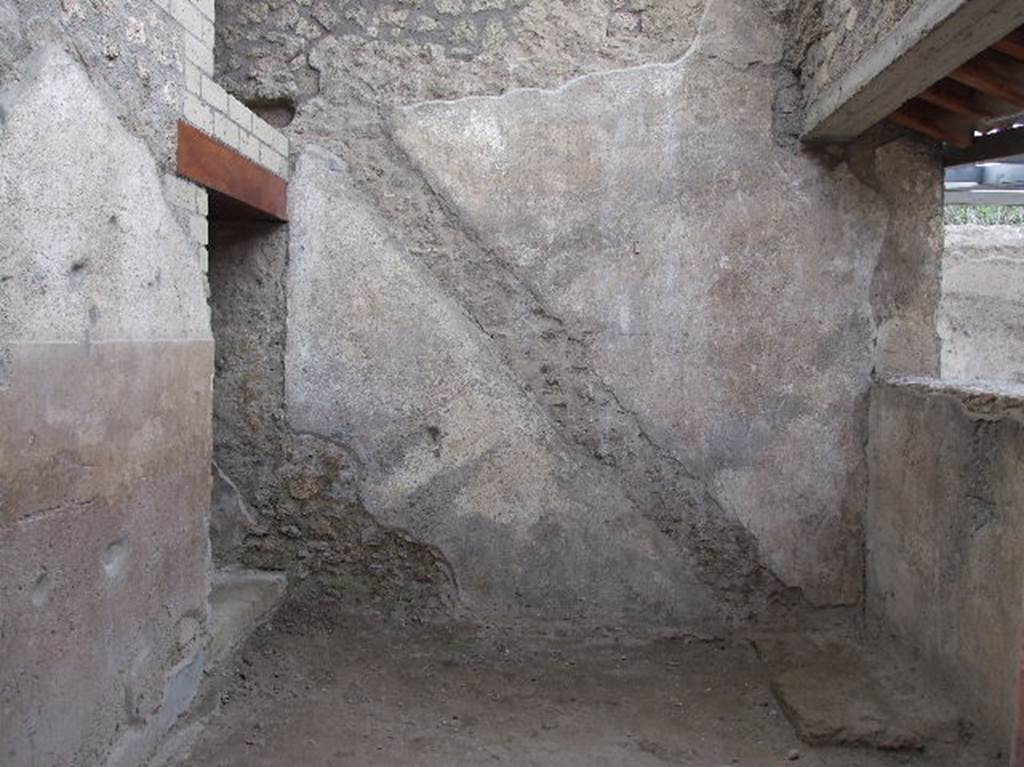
[214,0,944,625]
[941,224,1024,385]
[789,0,921,122]
[208,221,456,617]
[867,378,1024,753]
[0,0,263,763]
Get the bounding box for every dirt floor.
[168,606,1002,767]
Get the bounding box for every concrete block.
[193,0,215,22]
[201,74,228,113]
[260,143,286,177]
[213,110,239,149]
[251,115,278,147]
[163,173,198,211]
[170,0,204,40]
[238,130,261,163]
[227,96,252,131]
[200,16,215,48]
[184,31,213,74]
[266,126,289,157]
[184,61,201,95]
[183,91,213,134]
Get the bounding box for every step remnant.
[207,567,286,666]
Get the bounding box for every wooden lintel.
[176,121,288,222]
[950,51,1024,109]
[888,100,973,148]
[944,125,1024,166]
[803,0,1024,144]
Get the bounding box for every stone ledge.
[206,567,287,667]
[875,375,1024,419]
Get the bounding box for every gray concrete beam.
[803,0,1024,144]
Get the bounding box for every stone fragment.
[772,650,958,751]
[210,462,258,562]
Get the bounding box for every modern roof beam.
[803,0,1024,144]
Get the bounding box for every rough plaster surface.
[791,0,920,116]
[0,343,213,767]
[867,378,1024,754]
[216,0,709,108]
[0,47,208,344]
[212,0,943,617]
[208,222,456,617]
[866,139,943,375]
[771,642,959,751]
[287,147,725,625]
[0,45,212,767]
[178,614,999,767]
[940,224,1024,385]
[207,567,287,666]
[390,0,888,606]
[2,0,192,169]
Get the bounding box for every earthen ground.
[175,610,999,767]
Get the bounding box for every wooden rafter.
[917,79,995,118]
[949,50,1024,108]
[886,29,1024,150]
[888,100,973,148]
[802,0,1024,143]
[994,28,1024,61]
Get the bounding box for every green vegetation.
[945,205,1024,226]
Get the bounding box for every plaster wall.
[207,221,455,616]
[866,378,1024,754]
[0,2,217,764]
[287,146,726,625]
[387,3,883,610]
[941,224,1024,385]
[213,0,943,623]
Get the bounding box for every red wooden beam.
[950,51,1024,109]
[887,100,974,148]
[918,79,995,119]
[994,28,1024,62]
[176,121,288,222]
